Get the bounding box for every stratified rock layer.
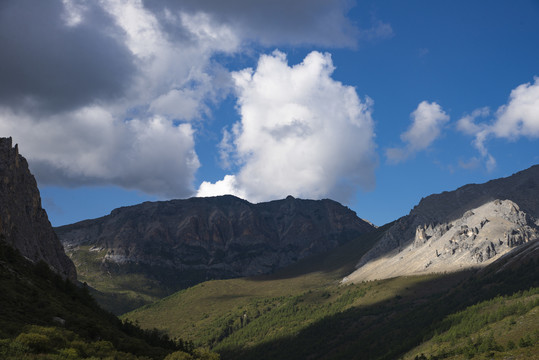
[345,165,539,282]
[57,195,374,285]
[0,137,76,280]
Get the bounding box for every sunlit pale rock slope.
[344,165,539,283]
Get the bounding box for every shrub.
[193,348,220,360]
[165,350,194,360]
[58,347,79,359]
[14,332,51,353]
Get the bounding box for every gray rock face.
[345,165,539,282]
[344,199,538,282]
[358,165,539,268]
[56,195,374,284]
[0,137,76,280]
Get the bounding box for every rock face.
[56,195,374,286]
[0,137,76,280]
[344,165,539,282]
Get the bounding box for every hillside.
[123,225,391,343]
[122,166,539,359]
[346,165,539,282]
[124,236,538,360]
[0,239,183,359]
[56,195,375,314]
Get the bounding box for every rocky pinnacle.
[0,137,76,280]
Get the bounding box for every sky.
[1,0,538,227]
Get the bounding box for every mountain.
[56,194,375,313]
[0,137,76,280]
[344,165,539,282]
[0,136,217,359]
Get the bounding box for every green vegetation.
[0,325,222,360]
[124,224,390,343]
[68,224,392,316]
[0,238,219,359]
[405,289,539,359]
[0,325,155,359]
[124,228,538,360]
[66,245,177,315]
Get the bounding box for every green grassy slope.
[123,224,390,342]
[124,224,468,350]
[403,289,539,360]
[124,228,538,360]
[66,244,177,315]
[66,221,385,316]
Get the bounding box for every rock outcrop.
[344,165,539,282]
[57,195,374,287]
[0,137,76,280]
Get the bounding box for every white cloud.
[145,0,361,48]
[100,0,239,121]
[197,50,377,203]
[492,77,539,138]
[0,106,199,198]
[457,107,490,136]
[149,89,205,121]
[198,175,246,199]
[0,0,371,198]
[386,101,449,163]
[0,0,235,197]
[457,77,539,171]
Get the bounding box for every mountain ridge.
[347,164,539,282]
[56,193,375,313]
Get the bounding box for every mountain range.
[0,135,537,359]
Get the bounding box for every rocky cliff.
[344,165,539,282]
[57,195,374,289]
[0,137,76,280]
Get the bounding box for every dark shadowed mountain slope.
[0,236,200,359]
[0,137,76,280]
[56,195,375,313]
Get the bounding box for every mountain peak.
[345,165,539,282]
[0,137,76,280]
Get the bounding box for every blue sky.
[1,0,538,227]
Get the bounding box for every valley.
[0,135,537,359]
[122,231,539,360]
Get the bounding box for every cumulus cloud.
[197,51,377,203]
[0,0,135,113]
[457,77,539,171]
[386,101,450,163]
[143,0,360,48]
[0,106,199,197]
[0,0,368,198]
[0,0,232,196]
[492,77,539,138]
[198,175,247,199]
